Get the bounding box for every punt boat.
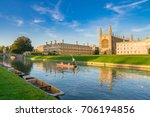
[56,63,77,69]
[23,76,64,97]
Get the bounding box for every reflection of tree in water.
[10,59,33,74]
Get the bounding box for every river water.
[1,58,150,100]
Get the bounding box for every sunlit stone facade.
[116,39,150,55]
[99,26,129,54]
[36,40,93,55]
[99,26,150,55]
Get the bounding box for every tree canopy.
[0,46,5,53]
[10,36,33,54]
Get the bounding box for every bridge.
[2,54,24,60]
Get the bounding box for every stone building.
[99,26,129,54]
[116,38,150,55]
[36,40,93,55]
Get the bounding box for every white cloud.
[84,33,97,38]
[131,24,150,32]
[105,0,149,14]
[15,19,24,26]
[19,32,28,36]
[0,14,24,27]
[46,31,57,38]
[33,19,45,23]
[75,28,85,32]
[32,0,64,22]
[68,21,79,28]
[32,5,49,14]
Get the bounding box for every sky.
[0,0,150,47]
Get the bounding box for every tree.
[3,46,10,54]
[0,46,5,53]
[10,36,33,54]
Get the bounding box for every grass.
[28,55,150,65]
[0,67,57,100]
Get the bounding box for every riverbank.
[28,55,150,71]
[0,66,57,100]
[28,55,150,65]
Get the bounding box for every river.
[1,58,150,100]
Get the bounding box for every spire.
[100,27,102,38]
[108,25,112,36]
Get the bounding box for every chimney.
[130,34,133,41]
[54,40,57,44]
[62,39,64,44]
[50,41,53,45]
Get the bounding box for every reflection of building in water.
[99,68,150,91]
[99,68,113,91]
[116,70,145,80]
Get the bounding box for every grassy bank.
[0,67,57,100]
[28,55,150,65]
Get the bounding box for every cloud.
[84,33,96,38]
[68,21,79,28]
[0,13,24,26]
[46,31,57,38]
[131,24,150,32]
[75,28,85,32]
[32,0,64,22]
[15,19,24,26]
[33,19,45,24]
[32,5,49,14]
[19,32,28,36]
[105,0,149,14]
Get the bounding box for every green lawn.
[0,67,57,100]
[28,55,150,65]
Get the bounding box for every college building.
[99,26,150,55]
[116,38,150,55]
[36,40,95,55]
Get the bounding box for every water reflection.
[99,68,113,91]
[1,58,150,99]
[3,58,33,74]
[99,67,150,92]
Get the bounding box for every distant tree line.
[0,36,33,54]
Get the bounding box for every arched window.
[102,39,108,48]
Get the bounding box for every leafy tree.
[0,46,5,53]
[10,36,33,54]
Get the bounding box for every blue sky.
[0,0,150,47]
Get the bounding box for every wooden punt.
[25,77,64,97]
[56,63,77,69]
[8,68,24,76]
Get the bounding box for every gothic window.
[102,39,108,48]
